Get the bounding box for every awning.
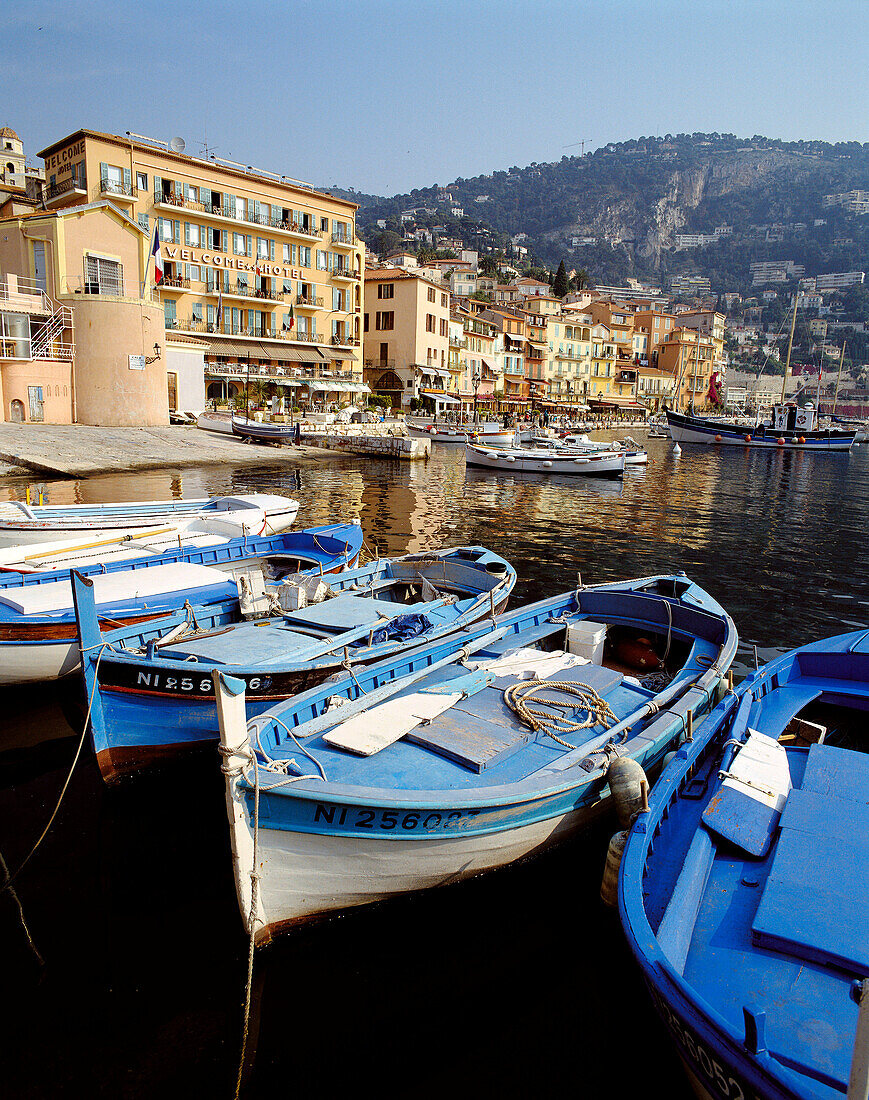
[416,365,439,378]
[420,390,461,405]
[206,340,326,364]
[589,396,647,410]
[329,350,358,361]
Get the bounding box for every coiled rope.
[504,678,618,750]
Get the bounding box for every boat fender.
[777,437,785,446]
[607,756,650,828]
[672,443,681,454]
[791,437,798,444]
[715,434,722,443]
[614,636,661,672]
[542,460,552,467]
[600,830,627,908]
[798,436,805,444]
[744,434,751,443]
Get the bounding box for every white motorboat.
[0,494,300,549]
[406,420,516,446]
[465,443,625,476]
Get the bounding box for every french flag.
[150,226,163,284]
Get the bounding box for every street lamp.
[473,367,481,425]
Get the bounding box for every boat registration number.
[312,803,483,834]
[648,986,757,1100]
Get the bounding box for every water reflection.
[2,435,868,1096]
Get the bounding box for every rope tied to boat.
[504,678,618,751]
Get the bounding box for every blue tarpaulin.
[371,613,434,644]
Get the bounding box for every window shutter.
[123,167,131,192]
[223,230,228,252]
[173,220,180,244]
[184,222,191,246]
[269,240,275,261]
[100,162,108,186]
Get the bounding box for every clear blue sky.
[4,0,868,196]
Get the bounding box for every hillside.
[352,134,869,293]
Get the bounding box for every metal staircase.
[30,305,74,361]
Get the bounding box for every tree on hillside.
[571,268,590,292]
[553,260,570,298]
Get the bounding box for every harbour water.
[2,433,868,1098]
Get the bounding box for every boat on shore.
[0,493,300,548]
[465,442,626,476]
[618,630,869,1100]
[0,523,362,687]
[74,545,516,782]
[666,403,856,451]
[196,410,234,435]
[213,572,737,942]
[231,415,299,444]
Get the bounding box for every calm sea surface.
[2,433,868,1098]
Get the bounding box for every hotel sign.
[164,246,301,279]
[44,139,86,178]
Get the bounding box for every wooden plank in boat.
[751,777,869,971]
[406,710,532,772]
[281,593,401,632]
[160,621,321,665]
[323,691,463,756]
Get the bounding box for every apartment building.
[547,314,591,409]
[815,271,865,292]
[656,328,716,411]
[39,128,365,413]
[363,269,450,411]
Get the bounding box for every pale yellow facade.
[39,129,365,413]
[363,270,450,410]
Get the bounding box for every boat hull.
[407,424,516,446]
[231,416,297,443]
[665,411,855,451]
[465,443,625,476]
[247,794,611,942]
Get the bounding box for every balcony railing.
[204,282,288,302]
[331,233,357,247]
[43,177,87,203]
[152,193,324,238]
[97,178,137,200]
[331,267,359,280]
[161,275,190,290]
[295,295,324,308]
[365,358,396,370]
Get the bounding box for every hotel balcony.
[160,275,191,291]
[330,335,361,348]
[365,358,396,370]
[202,283,289,303]
[294,295,324,309]
[331,267,359,281]
[152,193,323,240]
[43,177,88,207]
[331,233,357,248]
[96,177,137,203]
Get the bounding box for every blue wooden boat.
[211,573,737,943]
[73,546,516,782]
[618,630,869,1100]
[0,523,362,688]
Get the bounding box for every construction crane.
[564,138,591,156]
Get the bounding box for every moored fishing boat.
[407,420,516,446]
[0,493,300,548]
[559,434,648,466]
[0,523,362,687]
[196,409,234,435]
[618,630,869,1100]
[666,404,856,451]
[213,572,736,942]
[465,442,626,476]
[74,546,516,782]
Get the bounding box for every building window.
[376,311,394,331]
[427,287,435,302]
[426,314,435,333]
[136,171,148,191]
[378,283,394,299]
[85,254,123,295]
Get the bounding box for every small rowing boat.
[74,545,516,782]
[231,415,298,444]
[214,572,736,941]
[0,523,362,688]
[618,629,869,1100]
[0,493,300,548]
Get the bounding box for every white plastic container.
[566,621,607,665]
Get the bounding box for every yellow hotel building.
[39,129,366,412]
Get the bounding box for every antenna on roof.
[169,136,186,154]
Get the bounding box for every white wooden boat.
[196,410,234,435]
[407,420,516,446]
[0,494,300,548]
[465,443,625,476]
[560,434,649,466]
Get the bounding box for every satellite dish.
[169,136,186,153]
